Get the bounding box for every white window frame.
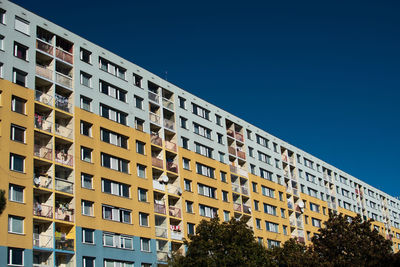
[140,238,151,252]
[82,228,94,244]
[9,184,24,203]
[10,153,24,172]
[138,188,147,202]
[10,124,26,143]
[139,212,149,227]
[82,200,94,216]
[8,247,24,266]
[15,16,30,35]
[8,215,24,234]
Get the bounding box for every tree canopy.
[0,189,6,215]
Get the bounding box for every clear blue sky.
[15,0,400,197]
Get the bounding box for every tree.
[311,212,393,267]
[169,217,273,267]
[0,189,6,215]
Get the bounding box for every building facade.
[0,1,399,266]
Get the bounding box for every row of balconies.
[233,203,251,214]
[35,90,73,114]
[154,203,182,219]
[149,113,175,131]
[34,175,73,194]
[37,38,73,64]
[227,129,244,142]
[148,91,175,110]
[34,144,74,167]
[33,233,74,251]
[33,204,74,222]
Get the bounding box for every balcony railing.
[34,145,53,161]
[33,204,53,218]
[155,226,168,238]
[157,251,168,262]
[243,204,251,214]
[166,162,178,173]
[33,233,53,248]
[151,134,162,146]
[228,146,236,155]
[237,150,246,160]
[297,220,303,228]
[36,65,53,80]
[232,184,240,193]
[36,39,54,55]
[162,98,174,110]
[55,151,74,167]
[163,118,175,131]
[55,207,74,222]
[171,230,183,240]
[241,186,249,195]
[293,188,299,196]
[55,72,73,89]
[55,48,73,64]
[148,91,159,103]
[33,175,52,189]
[233,203,242,212]
[34,115,52,133]
[152,157,164,169]
[154,203,166,215]
[227,129,234,138]
[153,180,165,191]
[55,178,74,194]
[35,90,53,106]
[55,237,74,251]
[55,124,73,139]
[169,206,181,218]
[288,201,294,210]
[235,132,244,142]
[165,141,177,152]
[55,94,73,112]
[168,185,182,195]
[289,219,296,227]
[282,155,288,162]
[149,112,161,125]
[229,165,248,177]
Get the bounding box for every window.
[82,228,94,244]
[310,202,320,213]
[304,158,314,169]
[104,259,134,267]
[187,223,195,235]
[80,48,92,64]
[192,103,210,120]
[0,35,3,50]
[183,158,190,170]
[220,171,227,182]
[265,221,279,233]
[223,210,230,222]
[8,216,23,234]
[139,212,149,227]
[134,95,143,109]
[258,151,271,164]
[250,164,256,175]
[80,72,92,87]
[198,183,217,199]
[256,134,269,148]
[254,200,259,211]
[133,73,143,88]
[195,142,213,158]
[137,164,146,178]
[260,168,273,181]
[222,191,228,202]
[218,152,225,163]
[199,204,217,218]
[136,141,145,155]
[135,117,144,131]
[215,115,222,126]
[252,182,258,193]
[217,133,223,144]
[193,123,212,139]
[81,173,93,189]
[100,104,127,125]
[80,121,92,136]
[102,205,131,223]
[246,129,252,140]
[180,117,187,129]
[0,62,3,78]
[263,203,277,216]
[100,81,127,102]
[9,184,24,203]
[99,57,126,80]
[83,257,95,267]
[256,218,261,229]
[15,16,30,35]
[13,68,27,87]
[279,192,284,201]
[80,96,92,112]
[81,147,92,163]
[184,179,192,192]
[82,200,94,216]
[140,238,151,252]
[249,147,254,157]
[10,124,25,143]
[267,239,280,248]
[101,128,128,149]
[138,188,148,202]
[196,163,215,178]
[281,208,286,218]
[102,178,130,198]
[312,218,321,227]
[103,232,133,250]
[179,96,186,109]
[261,186,275,198]
[0,9,5,24]
[186,201,194,213]
[283,225,288,235]
[14,42,28,61]
[10,153,24,172]
[181,137,189,149]
[101,153,129,173]
[8,248,24,266]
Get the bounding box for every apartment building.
[0,1,399,266]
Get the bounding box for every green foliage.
[0,189,6,215]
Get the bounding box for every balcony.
[55,48,73,64]
[228,146,236,156]
[237,150,246,160]
[36,39,54,55]
[33,234,53,248]
[233,203,242,212]
[148,91,159,103]
[229,165,248,177]
[168,185,182,195]
[33,204,53,219]
[151,134,162,146]
[153,180,165,191]
[34,145,53,161]
[171,230,183,241]
[232,184,240,194]
[288,201,294,210]
[55,124,73,139]
[169,206,182,218]
[155,226,168,238]
[55,236,74,251]
[162,98,174,110]
[297,220,303,228]
[149,112,161,125]
[241,186,249,195]
[157,251,168,262]
[289,219,296,227]
[35,115,52,133]
[55,178,73,194]
[235,132,244,142]
[282,155,288,162]
[36,65,53,80]
[55,94,72,113]
[166,162,178,173]
[154,203,166,215]
[55,72,72,89]
[227,129,235,138]
[55,207,74,222]
[35,90,53,106]
[152,157,164,169]
[163,118,175,131]
[33,175,53,189]
[165,141,177,152]
[293,188,299,196]
[55,151,73,167]
[243,204,251,214]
